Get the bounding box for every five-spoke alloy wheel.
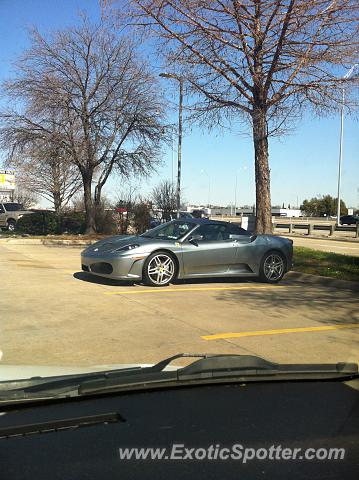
[143,251,177,287]
[259,251,285,283]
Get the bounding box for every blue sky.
[0,0,358,208]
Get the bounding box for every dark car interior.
[1,378,358,480]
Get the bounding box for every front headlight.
[114,244,140,252]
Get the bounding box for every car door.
[0,204,6,227]
[181,223,237,276]
[227,223,255,273]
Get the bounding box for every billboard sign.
[0,170,16,191]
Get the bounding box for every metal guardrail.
[274,222,359,237]
[210,215,359,237]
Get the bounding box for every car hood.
[83,234,152,254]
[9,210,33,216]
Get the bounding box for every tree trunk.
[53,191,62,215]
[83,173,96,234]
[94,184,102,210]
[252,107,272,234]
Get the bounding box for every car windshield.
[3,203,23,211]
[141,221,195,240]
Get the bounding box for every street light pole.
[336,88,344,225]
[159,73,183,218]
[201,169,210,208]
[234,166,247,218]
[177,79,183,218]
[234,174,238,217]
[336,64,357,226]
[171,126,175,185]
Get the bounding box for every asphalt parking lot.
[1,242,359,367]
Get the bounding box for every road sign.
[0,170,16,191]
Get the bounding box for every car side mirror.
[188,234,203,245]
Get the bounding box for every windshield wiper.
[0,354,357,405]
[79,354,358,395]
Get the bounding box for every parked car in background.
[149,216,161,229]
[150,211,194,227]
[179,211,194,219]
[170,211,194,220]
[0,202,33,231]
[191,209,208,219]
[340,215,359,225]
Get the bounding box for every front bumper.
[81,253,146,280]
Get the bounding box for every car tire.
[143,251,177,287]
[7,220,16,232]
[259,250,286,283]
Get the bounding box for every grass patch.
[293,247,359,282]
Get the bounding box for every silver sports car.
[81,219,293,287]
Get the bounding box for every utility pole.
[336,64,358,225]
[160,73,183,218]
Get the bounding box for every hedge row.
[15,208,150,236]
[16,211,87,235]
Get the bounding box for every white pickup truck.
[0,202,33,231]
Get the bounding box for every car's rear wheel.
[7,220,16,232]
[143,251,177,287]
[259,251,286,283]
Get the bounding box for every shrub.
[58,212,86,234]
[95,208,118,235]
[16,211,58,235]
[17,209,120,235]
[133,202,151,234]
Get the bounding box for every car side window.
[195,224,229,242]
[0,204,5,214]
[228,223,250,237]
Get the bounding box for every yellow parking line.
[202,324,359,341]
[105,285,288,295]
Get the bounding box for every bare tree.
[0,17,167,232]
[108,0,359,233]
[7,143,81,213]
[13,186,38,209]
[114,185,139,233]
[1,113,82,213]
[152,180,177,221]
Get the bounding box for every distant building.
[271,208,302,218]
[205,206,254,217]
[0,169,16,202]
[187,204,302,218]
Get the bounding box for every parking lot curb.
[0,238,45,245]
[42,239,95,246]
[0,238,96,246]
[287,271,359,291]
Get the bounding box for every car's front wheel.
[143,251,177,287]
[259,251,286,283]
[7,220,16,232]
